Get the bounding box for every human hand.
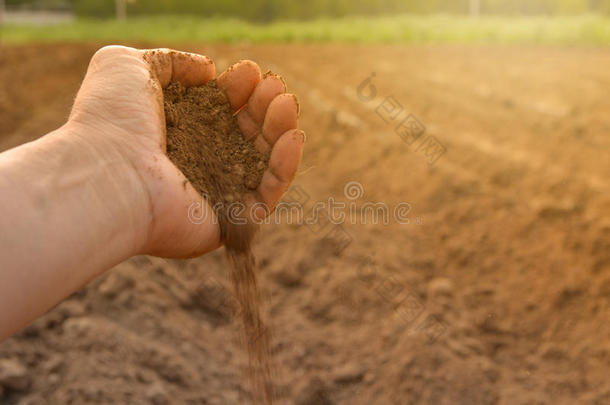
[68,46,304,258]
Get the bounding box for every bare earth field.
[0,43,609,405]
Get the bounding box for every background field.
[2,15,610,44]
[0,2,609,404]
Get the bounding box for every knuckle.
[91,45,131,63]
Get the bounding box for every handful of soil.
[164,80,274,404]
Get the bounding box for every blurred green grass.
[2,14,610,44]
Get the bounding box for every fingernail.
[291,94,300,116]
[264,70,287,89]
[296,129,306,143]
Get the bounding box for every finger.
[141,48,216,88]
[236,74,286,142]
[245,74,287,124]
[262,94,299,148]
[254,129,305,219]
[216,60,261,112]
[89,45,139,72]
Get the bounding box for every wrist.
[0,122,153,337]
[24,122,152,263]
[63,120,153,256]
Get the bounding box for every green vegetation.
[6,0,610,21]
[71,0,610,20]
[2,14,610,45]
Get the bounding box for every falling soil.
[164,81,273,404]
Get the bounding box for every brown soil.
[164,81,273,404]
[0,43,609,405]
[164,80,267,232]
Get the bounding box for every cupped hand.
[68,46,304,257]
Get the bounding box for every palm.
[71,46,303,257]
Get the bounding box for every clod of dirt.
[0,358,30,391]
[164,80,273,405]
[295,378,333,405]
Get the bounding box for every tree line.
[6,0,610,20]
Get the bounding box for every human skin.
[0,46,304,341]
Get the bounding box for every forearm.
[0,123,150,339]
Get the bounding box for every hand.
[68,46,304,258]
